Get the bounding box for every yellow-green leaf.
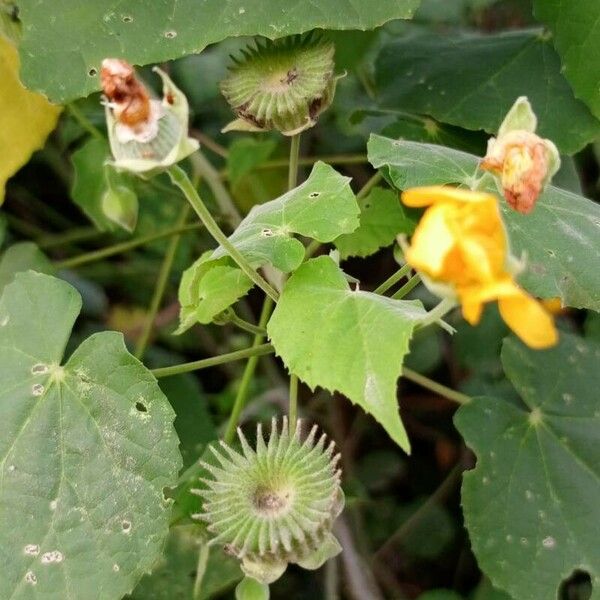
[0,35,61,204]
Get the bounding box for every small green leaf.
[0,271,182,599]
[178,162,359,330]
[177,255,253,333]
[227,138,277,187]
[367,135,600,311]
[212,162,360,270]
[0,242,53,291]
[17,0,420,102]
[373,30,600,154]
[533,1,600,120]
[268,256,427,451]
[334,187,415,259]
[455,333,600,600]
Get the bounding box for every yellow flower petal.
[405,203,456,276]
[498,289,558,349]
[402,186,496,207]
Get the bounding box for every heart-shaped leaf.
[0,271,181,598]
[455,333,600,600]
[267,256,427,452]
[373,30,600,154]
[17,0,420,102]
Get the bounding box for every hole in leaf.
[559,570,592,600]
[135,401,147,413]
[164,30,177,39]
[309,192,320,198]
[88,68,98,77]
[122,15,133,22]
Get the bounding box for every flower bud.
[220,34,341,136]
[481,97,560,214]
[101,59,198,175]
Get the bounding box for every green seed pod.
[200,418,344,584]
[102,60,198,176]
[220,34,341,136]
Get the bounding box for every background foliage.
[0,0,599,599]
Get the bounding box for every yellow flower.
[402,186,557,349]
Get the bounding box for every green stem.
[373,462,463,559]
[357,171,383,200]
[67,103,104,140]
[373,263,411,296]
[228,312,267,336]
[54,223,202,269]
[392,273,422,299]
[38,226,103,250]
[417,297,457,333]
[167,165,279,302]
[152,342,274,379]
[289,374,299,434]
[286,134,302,433]
[135,204,190,359]
[190,151,241,226]
[288,134,301,190]
[224,298,275,443]
[402,367,471,405]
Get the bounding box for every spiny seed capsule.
[200,417,344,584]
[220,33,342,136]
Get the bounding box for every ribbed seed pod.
[200,418,344,584]
[220,34,341,136]
[101,59,198,175]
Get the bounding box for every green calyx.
[220,33,341,136]
[200,418,344,584]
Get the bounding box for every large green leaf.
[178,161,359,330]
[17,0,421,102]
[0,271,181,599]
[267,256,426,452]
[533,0,600,120]
[367,135,600,311]
[455,333,600,600]
[373,30,600,154]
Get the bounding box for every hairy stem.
[135,204,190,359]
[402,367,471,405]
[373,263,412,295]
[190,151,241,227]
[167,164,279,302]
[152,342,274,379]
[373,462,463,560]
[228,312,267,336]
[287,134,302,432]
[55,222,203,269]
[391,273,422,299]
[223,297,275,443]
